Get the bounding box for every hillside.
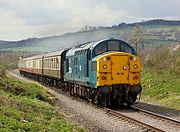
[140,45,180,110]
[0,19,180,52]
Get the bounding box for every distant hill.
[0,19,180,52]
[117,19,180,27]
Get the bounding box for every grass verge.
[0,77,84,132]
[141,71,180,110]
[140,46,180,110]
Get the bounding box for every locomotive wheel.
[101,94,108,107]
[94,91,101,105]
[126,102,132,108]
[117,96,123,107]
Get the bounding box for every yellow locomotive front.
[96,52,142,106]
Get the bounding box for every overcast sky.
[0,0,180,41]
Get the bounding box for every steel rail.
[131,106,180,126]
[103,108,164,132]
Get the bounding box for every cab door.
[111,55,129,84]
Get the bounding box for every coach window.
[46,59,48,68]
[36,60,38,68]
[50,59,51,68]
[51,58,53,69]
[50,58,51,68]
[56,57,58,69]
[47,59,48,68]
[49,59,52,68]
[33,60,35,67]
[54,58,56,69]
[49,59,50,68]
[48,59,50,68]
[52,58,53,69]
[53,58,55,69]
[55,58,57,69]
[53,58,54,69]
[49,59,51,68]
[39,60,41,68]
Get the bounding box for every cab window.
[121,43,133,54]
[95,43,107,55]
[107,41,120,51]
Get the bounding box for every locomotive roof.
[66,38,122,56]
[66,42,94,56]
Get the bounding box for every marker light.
[133,57,137,61]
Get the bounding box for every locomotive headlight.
[103,57,110,61]
[133,64,138,69]
[123,65,127,70]
[133,57,137,61]
[103,64,107,69]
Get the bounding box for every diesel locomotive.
[18,38,142,107]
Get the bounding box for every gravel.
[49,88,140,132]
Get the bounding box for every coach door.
[111,55,129,84]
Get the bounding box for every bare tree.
[129,24,144,55]
[81,25,96,31]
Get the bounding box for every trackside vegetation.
[0,77,84,131]
[140,46,180,110]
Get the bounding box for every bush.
[140,46,180,77]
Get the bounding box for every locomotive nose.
[96,52,142,87]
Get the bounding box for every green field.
[0,77,84,131]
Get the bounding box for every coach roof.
[44,49,65,58]
[22,54,44,61]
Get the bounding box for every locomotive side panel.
[65,50,89,86]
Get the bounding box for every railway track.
[103,108,164,132]
[102,106,180,132]
[9,70,180,132]
[131,106,180,127]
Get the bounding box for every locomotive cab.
[88,39,142,106]
[64,38,142,107]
